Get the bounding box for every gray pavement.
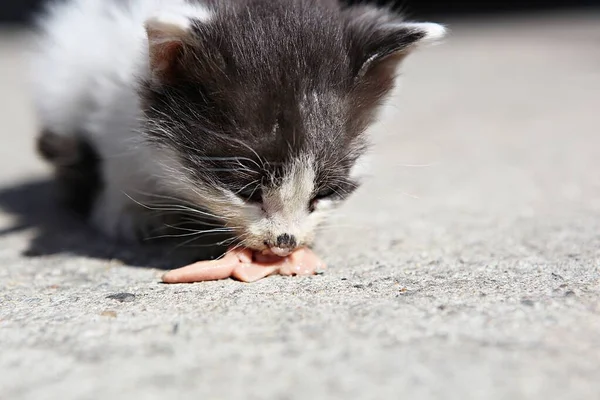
[1,11,600,400]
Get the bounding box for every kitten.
[30,0,445,256]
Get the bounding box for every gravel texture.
[1,12,600,400]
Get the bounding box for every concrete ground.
[1,11,600,400]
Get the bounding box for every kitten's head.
[139,0,445,254]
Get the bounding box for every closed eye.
[313,187,335,200]
[309,187,336,212]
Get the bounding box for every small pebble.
[100,310,117,318]
[106,293,136,302]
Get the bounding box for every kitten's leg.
[37,130,229,246]
[89,185,147,242]
[37,129,101,216]
[37,129,162,242]
[89,160,171,243]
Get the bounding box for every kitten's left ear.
[145,16,191,85]
[344,7,447,80]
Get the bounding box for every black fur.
[140,0,430,202]
[37,130,102,216]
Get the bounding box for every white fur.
[173,156,329,251]
[400,22,447,44]
[30,0,212,240]
[258,156,317,247]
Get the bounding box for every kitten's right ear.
[145,17,191,85]
[343,6,447,81]
[342,6,446,132]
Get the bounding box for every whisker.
[162,223,238,233]
[171,231,235,252]
[395,162,440,168]
[123,192,226,221]
[234,180,260,195]
[145,227,235,241]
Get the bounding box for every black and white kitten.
[30,0,445,256]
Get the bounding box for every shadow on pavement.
[0,178,224,269]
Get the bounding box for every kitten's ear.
[145,17,191,85]
[344,7,446,80]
